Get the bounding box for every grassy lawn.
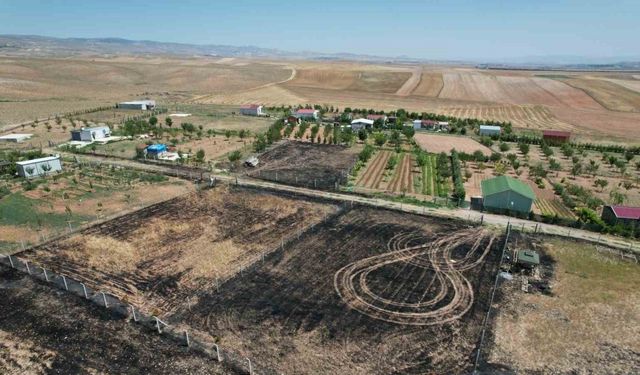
[0,193,78,229]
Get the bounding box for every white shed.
[479,125,501,136]
[0,133,33,143]
[71,126,111,142]
[240,104,264,116]
[117,100,156,110]
[16,155,63,178]
[351,118,374,131]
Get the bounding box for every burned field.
[247,141,359,190]
[0,268,231,375]
[19,186,336,316]
[173,207,504,374]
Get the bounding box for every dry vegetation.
[487,237,640,374]
[415,133,492,155]
[20,186,336,314]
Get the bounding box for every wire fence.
[0,252,275,375]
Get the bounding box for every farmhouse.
[16,155,62,178]
[294,109,319,120]
[542,130,571,144]
[479,125,501,136]
[0,133,33,143]
[481,175,535,214]
[413,119,441,130]
[351,118,374,131]
[117,100,156,110]
[601,205,640,227]
[239,104,264,116]
[71,126,111,142]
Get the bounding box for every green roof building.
[481,176,535,214]
[516,249,540,269]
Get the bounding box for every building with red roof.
[601,205,640,227]
[294,108,319,120]
[542,130,571,144]
[366,114,388,123]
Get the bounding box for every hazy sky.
[1,0,638,61]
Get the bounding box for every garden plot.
[172,207,504,374]
[19,186,336,315]
[247,140,359,190]
[415,133,492,156]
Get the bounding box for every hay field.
[3,55,640,142]
[415,133,493,155]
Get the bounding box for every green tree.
[195,149,205,163]
[594,178,608,192]
[609,189,626,205]
[518,142,530,156]
[165,117,173,128]
[228,150,242,163]
[373,132,387,147]
[149,116,158,127]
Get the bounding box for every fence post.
[247,358,253,375]
[80,283,88,299]
[24,260,31,274]
[43,268,49,282]
[130,304,138,321]
[184,331,190,347]
[213,344,221,362]
[8,255,14,268]
[101,292,108,308]
[61,275,69,291]
[215,277,219,292]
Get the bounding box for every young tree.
[373,132,387,147]
[499,142,510,152]
[518,142,530,156]
[165,117,173,128]
[149,116,158,127]
[594,178,608,192]
[609,189,626,205]
[571,162,583,177]
[224,129,232,139]
[358,129,368,142]
[195,149,205,163]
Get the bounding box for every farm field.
[0,268,231,375]
[355,150,391,190]
[386,153,416,194]
[534,198,576,220]
[19,186,336,314]
[0,161,191,254]
[247,141,360,190]
[486,236,640,374]
[166,103,275,133]
[415,133,492,155]
[171,207,504,374]
[559,77,640,112]
[411,72,444,97]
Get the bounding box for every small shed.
[601,205,640,227]
[244,156,259,168]
[71,126,111,142]
[117,100,156,110]
[0,133,33,143]
[351,118,374,131]
[294,109,319,119]
[516,249,540,269]
[481,175,535,214]
[542,130,571,144]
[479,125,501,136]
[146,144,167,156]
[16,155,62,178]
[240,104,264,116]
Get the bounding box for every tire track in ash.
[334,228,496,326]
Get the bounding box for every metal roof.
[480,125,501,131]
[481,176,535,200]
[296,109,317,114]
[15,155,60,165]
[610,205,640,219]
[351,118,374,125]
[517,249,540,265]
[0,133,33,140]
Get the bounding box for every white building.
[351,118,374,131]
[0,133,33,143]
[117,100,156,110]
[16,155,62,178]
[294,109,319,120]
[71,126,111,142]
[239,104,264,116]
[479,125,501,136]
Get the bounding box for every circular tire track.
[334,228,495,326]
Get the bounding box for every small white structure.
[0,133,33,143]
[117,100,156,110]
[479,125,501,136]
[157,152,181,161]
[412,120,422,130]
[244,156,259,167]
[294,109,319,120]
[16,155,62,178]
[240,104,264,116]
[71,126,111,142]
[351,118,374,131]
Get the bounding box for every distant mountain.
[1,34,639,70]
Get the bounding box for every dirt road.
[64,153,640,254]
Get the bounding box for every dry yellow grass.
[489,238,640,373]
[63,235,138,273]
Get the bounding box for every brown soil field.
[356,150,391,189]
[19,186,336,315]
[415,133,492,155]
[3,56,640,143]
[485,236,640,374]
[560,77,640,112]
[171,207,504,374]
[0,268,231,375]
[411,72,444,97]
[247,141,360,190]
[387,153,415,193]
[600,77,640,93]
[178,136,249,162]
